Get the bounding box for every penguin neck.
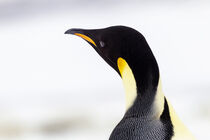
[118,57,165,119]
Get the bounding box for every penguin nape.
[65,26,196,140]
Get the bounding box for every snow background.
[0,0,210,139]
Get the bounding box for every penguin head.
[65,26,154,77]
[65,26,159,95]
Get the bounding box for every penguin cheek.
[104,49,115,61]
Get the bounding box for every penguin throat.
[117,57,137,110]
[117,57,165,118]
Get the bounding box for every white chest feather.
[167,101,196,140]
[156,81,196,140]
[155,80,196,139]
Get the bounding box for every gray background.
[0,0,210,139]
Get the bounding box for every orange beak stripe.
[74,33,96,47]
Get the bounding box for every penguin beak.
[65,28,97,47]
[65,28,121,76]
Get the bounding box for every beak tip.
[64,29,73,34]
[65,28,84,35]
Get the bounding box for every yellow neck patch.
[74,33,96,47]
[117,57,137,110]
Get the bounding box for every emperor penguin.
[65,26,196,140]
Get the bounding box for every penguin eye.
[99,41,105,48]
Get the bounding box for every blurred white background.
[0,0,210,139]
